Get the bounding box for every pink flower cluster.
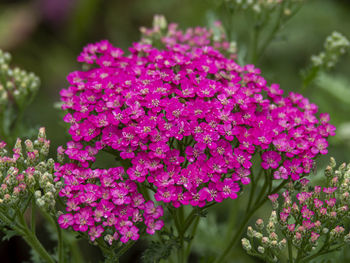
[55,164,163,243]
[57,21,334,241]
[0,140,29,199]
[140,20,233,55]
[269,179,349,245]
[0,128,51,204]
[60,22,334,209]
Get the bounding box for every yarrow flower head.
[57,16,334,242]
[270,158,350,248]
[0,128,60,211]
[243,158,350,262]
[55,163,164,243]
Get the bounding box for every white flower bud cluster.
[344,232,350,244]
[0,128,61,213]
[326,158,350,208]
[311,32,350,69]
[140,15,167,45]
[231,0,281,13]
[241,237,252,252]
[0,49,40,111]
[242,158,350,262]
[227,0,304,14]
[152,14,168,32]
[242,211,286,261]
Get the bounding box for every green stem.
[0,112,5,139]
[215,179,288,263]
[70,241,84,263]
[31,200,36,233]
[288,239,293,263]
[116,240,136,259]
[256,2,286,60]
[182,210,196,234]
[257,2,303,62]
[177,206,186,263]
[184,215,200,261]
[298,243,345,263]
[253,172,269,205]
[246,174,255,212]
[96,237,116,259]
[215,208,256,263]
[168,206,181,236]
[220,2,235,42]
[55,221,64,263]
[250,18,262,64]
[182,203,216,236]
[18,214,55,263]
[178,206,185,228]
[40,208,84,263]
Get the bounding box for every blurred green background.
[0,0,350,262]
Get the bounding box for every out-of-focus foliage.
[0,0,349,262]
[0,49,40,144]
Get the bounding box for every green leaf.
[1,229,17,241]
[28,248,46,263]
[142,239,179,263]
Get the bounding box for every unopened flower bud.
[228,41,237,54]
[267,222,275,234]
[261,236,269,246]
[36,198,45,207]
[4,194,10,201]
[269,232,278,240]
[104,234,114,245]
[310,232,320,243]
[329,157,336,168]
[25,140,34,152]
[57,146,65,163]
[38,127,46,140]
[257,246,265,254]
[247,226,254,238]
[40,140,50,156]
[325,166,333,177]
[34,190,42,199]
[255,219,264,230]
[241,238,252,252]
[331,176,338,187]
[344,232,350,243]
[253,231,263,240]
[153,15,167,31]
[270,240,278,248]
[339,163,346,173]
[279,239,287,250]
[330,226,345,240]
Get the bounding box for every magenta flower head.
[55,163,164,243]
[56,18,335,242]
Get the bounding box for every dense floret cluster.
[243,159,350,261]
[0,128,58,211]
[55,164,164,243]
[242,158,350,262]
[57,21,334,242]
[270,161,350,247]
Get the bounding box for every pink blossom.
[88,225,104,241]
[58,214,74,229]
[120,226,139,243]
[261,151,281,170]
